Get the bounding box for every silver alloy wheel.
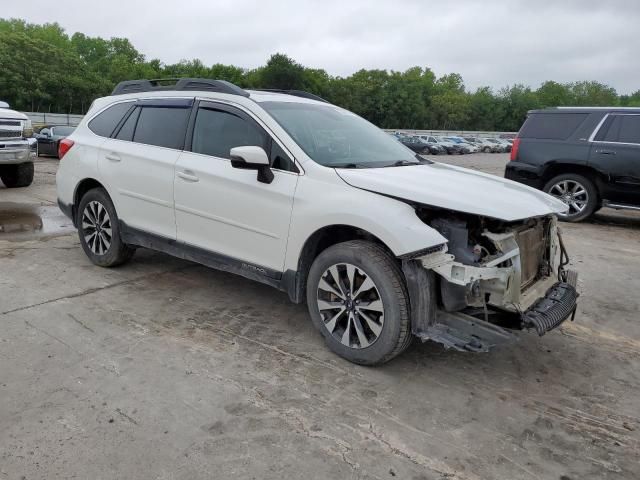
[316,263,384,349]
[548,179,589,216]
[81,201,112,255]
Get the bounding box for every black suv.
[506,107,640,222]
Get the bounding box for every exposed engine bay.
[401,206,578,352]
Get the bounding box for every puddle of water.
[0,202,75,240]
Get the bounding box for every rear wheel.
[306,240,411,365]
[543,173,598,222]
[77,188,135,267]
[0,162,34,188]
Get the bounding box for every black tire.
[483,147,491,153]
[76,188,135,267]
[306,240,412,365]
[0,162,34,188]
[543,173,598,223]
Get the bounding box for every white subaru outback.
[56,78,578,365]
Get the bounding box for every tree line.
[1,18,638,131]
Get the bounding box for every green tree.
[536,81,572,107]
[496,84,540,131]
[260,53,306,90]
[0,18,632,128]
[569,81,618,106]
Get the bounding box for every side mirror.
[230,146,274,184]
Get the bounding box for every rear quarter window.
[88,102,133,137]
[519,113,589,140]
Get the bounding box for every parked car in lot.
[463,136,496,153]
[483,138,507,153]
[431,136,465,154]
[444,136,478,154]
[398,135,444,155]
[495,138,512,152]
[415,136,447,155]
[35,125,76,157]
[397,135,430,154]
[506,107,640,222]
[56,78,578,365]
[0,101,36,187]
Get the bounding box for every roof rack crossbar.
[252,89,329,103]
[111,78,250,97]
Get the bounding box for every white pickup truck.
[0,101,36,188]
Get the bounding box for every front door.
[174,101,299,272]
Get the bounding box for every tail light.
[510,137,520,161]
[58,138,75,159]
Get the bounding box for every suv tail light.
[510,137,520,161]
[58,138,75,159]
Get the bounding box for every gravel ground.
[1,154,639,479]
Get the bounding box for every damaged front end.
[403,210,579,352]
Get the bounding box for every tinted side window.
[519,113,589,140]
[114,107,140,141]
[133,107,190,149]
[270,140,297,172]
[618,115,640,144]
[192,108,266,159]
[594,115,621,142]
[88,102,133,137]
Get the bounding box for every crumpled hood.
[336,162,567,221]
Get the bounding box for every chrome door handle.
[596,149,616,155]
[105,153,121,162]
[177,171,199,182]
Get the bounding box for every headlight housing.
[23,119,33,138]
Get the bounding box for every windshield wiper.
[383,160,421,167]
[331,163,363,169]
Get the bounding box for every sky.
[4,0,640,94]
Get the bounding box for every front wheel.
[306,240,412,365]
[76,188,135,267]
[543,174,598,222]
[0,162,34,188]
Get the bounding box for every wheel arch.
[282,224,395,304]
[72,177,108,225]
[541,163,606,195]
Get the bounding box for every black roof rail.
[251,89,330,103]
[111,78,250,97]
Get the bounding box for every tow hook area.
[521,271,579,336]
[418,311,519,352]
[402,260,519,352]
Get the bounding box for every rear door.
[589,113,640,205]
[98,98,192,239]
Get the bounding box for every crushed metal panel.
[415,310,519,352]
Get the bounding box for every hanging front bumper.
[521,280,578,336]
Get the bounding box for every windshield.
[52,126,75,136]
[261,101,422,168]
